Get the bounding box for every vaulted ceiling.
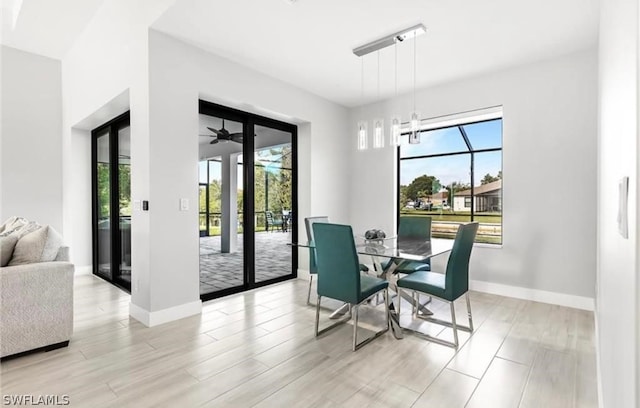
[2,0,600,107]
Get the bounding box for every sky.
[399,119,502,187]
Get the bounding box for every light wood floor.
[0,275,598,408]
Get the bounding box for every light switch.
[180,198,189,211]
[133,200,141,211]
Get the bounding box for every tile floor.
[0,275,598,407]
[199,231,293,294]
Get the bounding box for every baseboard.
[470,280,595,311]
[129,300,202,327]
[75,265,92,276]
[594,308,604,408]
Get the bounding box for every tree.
[481,172,501,185]
[450,181,471,193]
[405,175,439,201]
[399,185,409,207]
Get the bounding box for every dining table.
[291,235,455,339]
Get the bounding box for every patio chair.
[265,211,283,232]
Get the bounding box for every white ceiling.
[153,0,600,107]
[1,0,600,107]
[1,0,106,59]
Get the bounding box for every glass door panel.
[117,124,132,285]
[92,112,131,291]
[198,114,245,296]
[254,125,293,283]
[95,129,112,280]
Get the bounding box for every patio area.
[199,231,293,294]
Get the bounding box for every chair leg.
[315,295,321,337]
[307,275,314,306]
[384,288,390,330]
[412,291,417,316]
[352,304,359,351]
[397,287,402,316]
[450,301,459,348]
[465,292,474,332]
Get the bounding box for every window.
[398,116,502,244]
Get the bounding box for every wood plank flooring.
[0,275,598,407]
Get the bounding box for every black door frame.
[199,100,298,301]
[91,111,131,293]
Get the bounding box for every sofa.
[0,217,74,359]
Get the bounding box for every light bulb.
[373,119,384,149]
[390,116,401,146]
[410,111,420,132]
[357,121,368,151]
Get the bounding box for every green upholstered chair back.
[305,216,329,274]
[399,216,432,268]
[312,223,360,304]
[445,222,479,300]
[398,216,432,241]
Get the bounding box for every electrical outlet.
[180,198,189,211]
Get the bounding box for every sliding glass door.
[92,112,132,291]
[198,101,297,300]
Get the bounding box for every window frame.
[396,116,503,245]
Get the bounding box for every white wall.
[597,0,639,406]
[146,30,351,311]
[62,0,176,324]
[1,46,62,231]
[349,50,598,303]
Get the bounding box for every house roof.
[455,179,502,196]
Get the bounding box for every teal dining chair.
[304,216,369,306]
[312,223,389,351]
[396,222,479,348]
[381,216,433,274]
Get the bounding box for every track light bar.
[352,24,426,57]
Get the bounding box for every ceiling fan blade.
[199,134,216,137]
[209,138,220,144]
[229,133,243,143]
[207,126,225,137]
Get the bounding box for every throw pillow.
[8,227,48,265]
[0,235,19,267]
[41,226,63,261]
[0,216,28,237]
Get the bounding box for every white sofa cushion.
[1,235,19,267]
[8,225,63,265]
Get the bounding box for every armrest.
[1,262,75,304]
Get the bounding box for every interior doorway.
[198,101,297,300]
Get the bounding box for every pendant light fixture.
[357,56,368,151]
[409,34,420,144]
[390,42,402,146]
[352,24,426,150]
[373,51,385,149]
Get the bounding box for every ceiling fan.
[199,119,243,144]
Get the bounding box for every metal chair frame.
[315,288,390,351]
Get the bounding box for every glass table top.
[291,237,454,261]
